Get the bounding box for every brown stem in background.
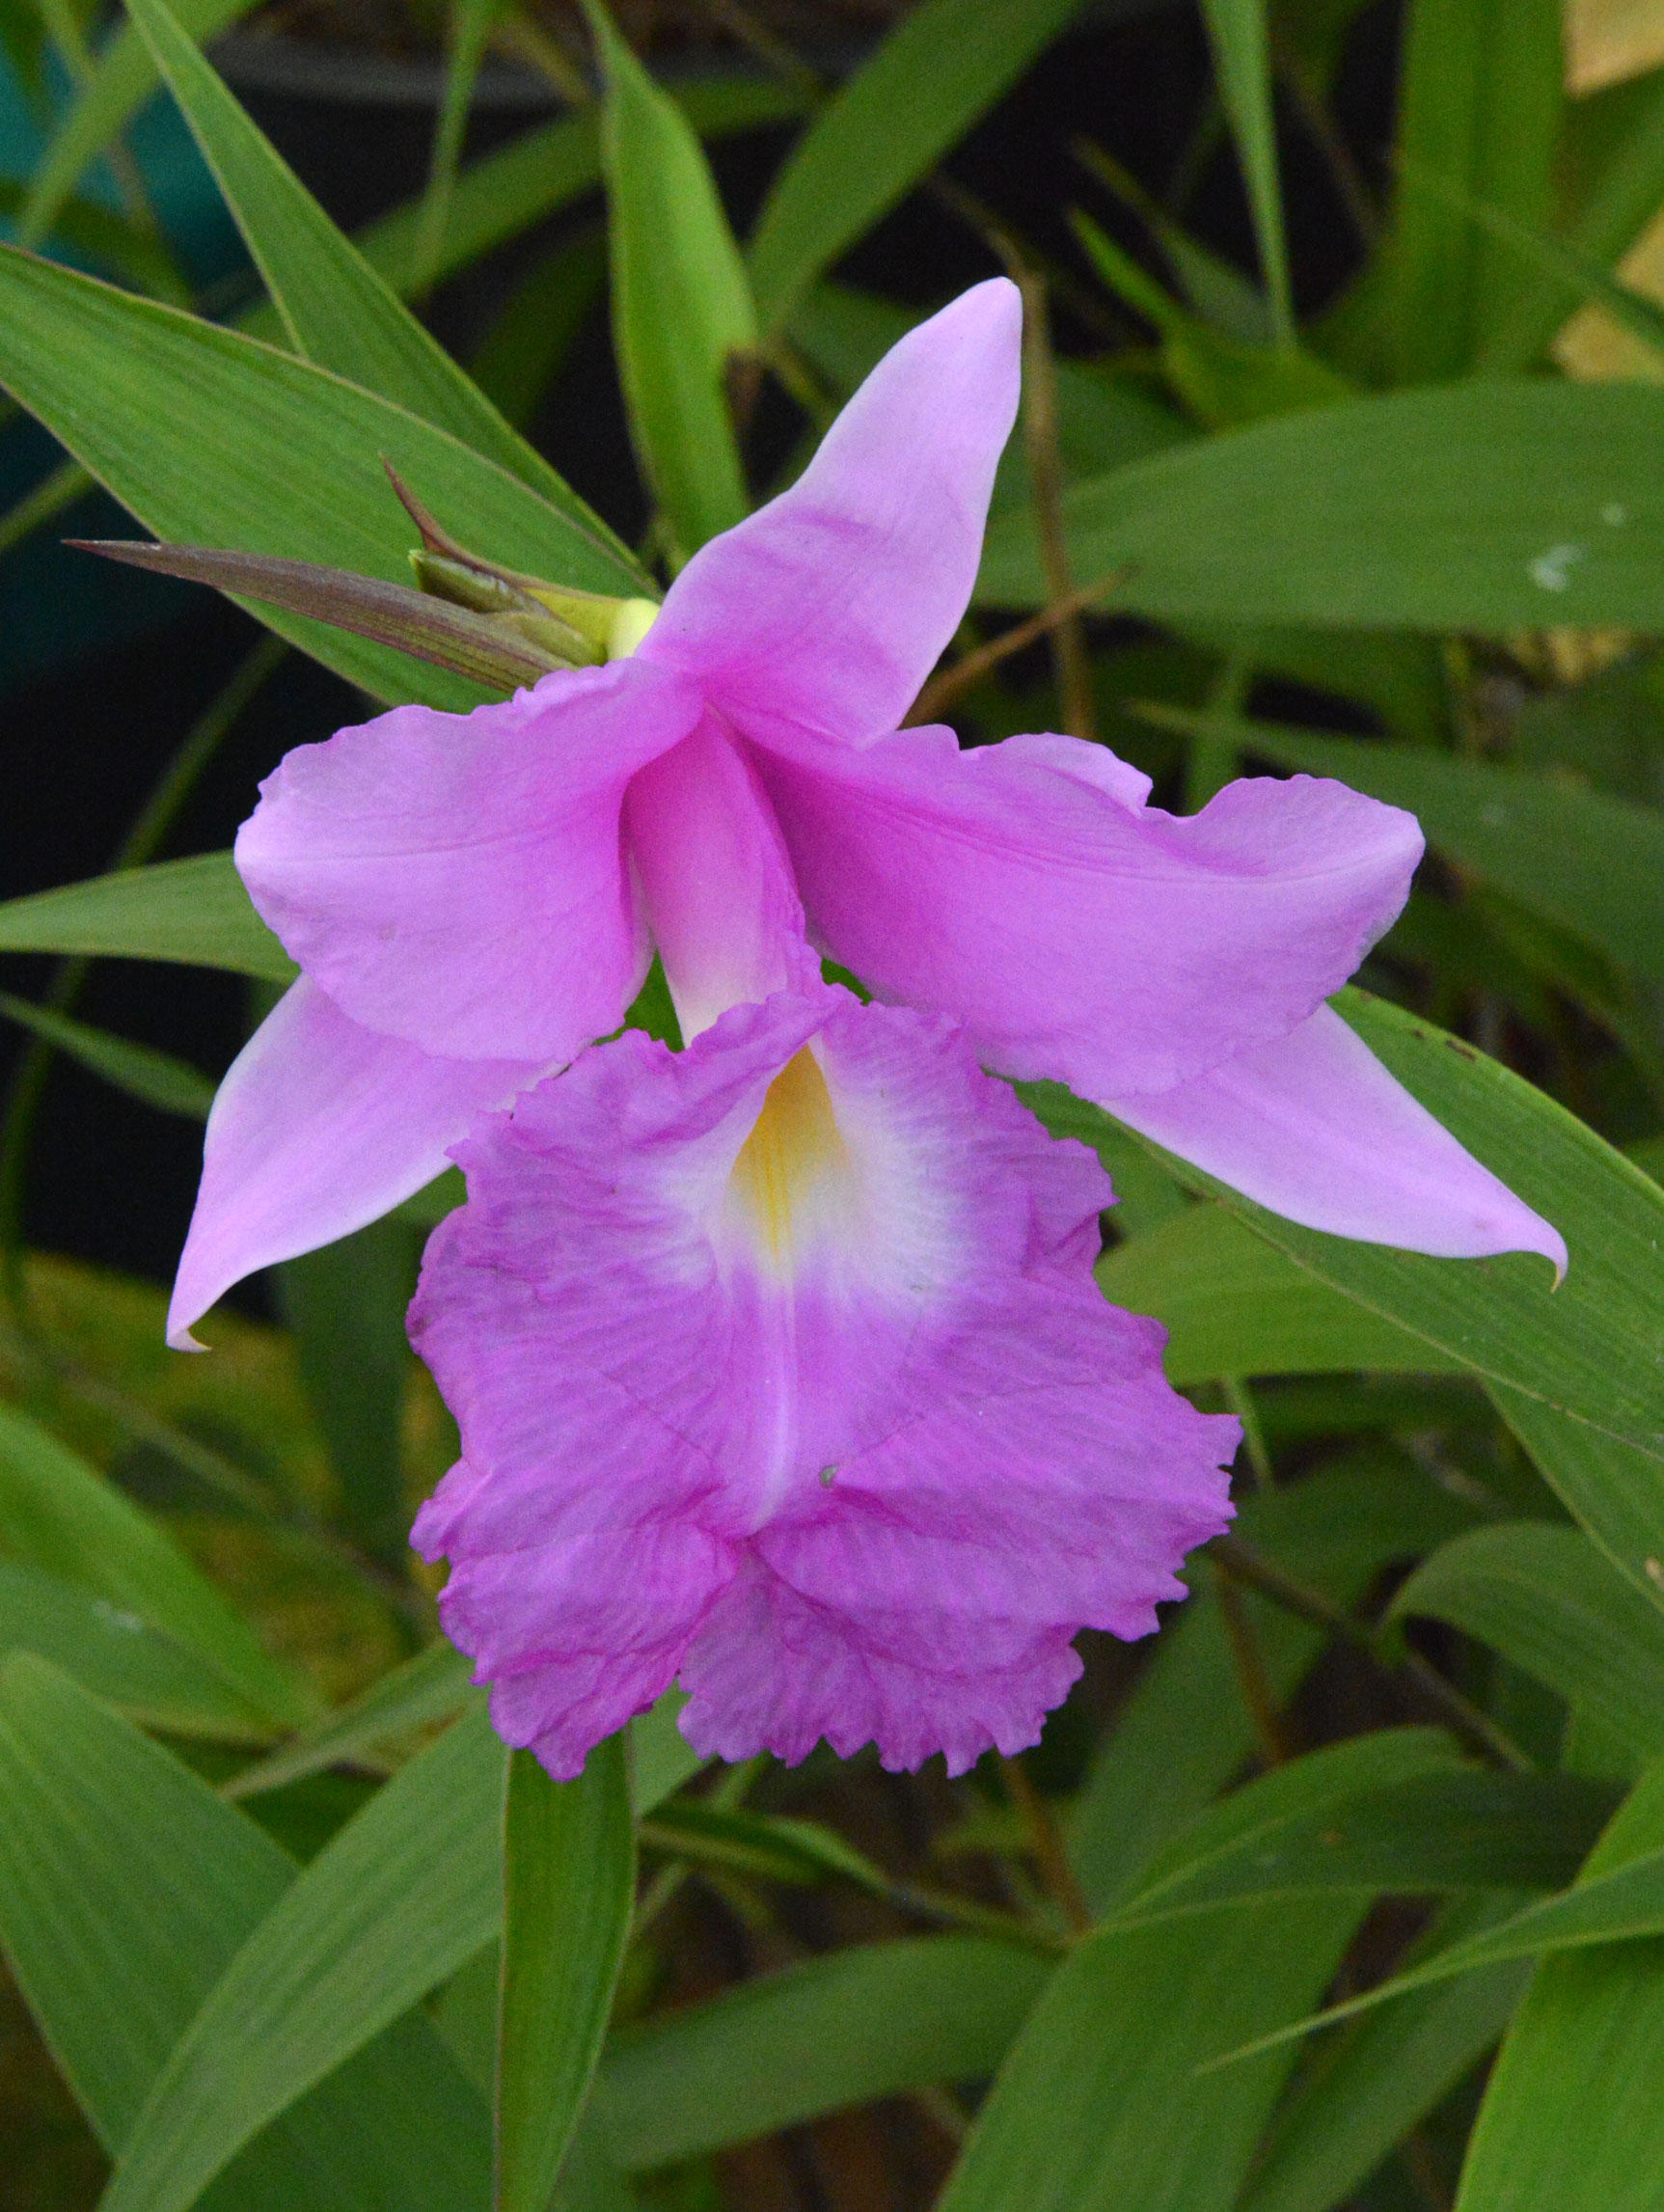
[905,567,1130,724]
[1212,1533,1535,1774]
[999,1754,1093,1935]
[983,244,1097,742]
[1214,1566,1296,1766]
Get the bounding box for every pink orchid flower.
[169,275,1561,1352]
[407,985,1239,1777]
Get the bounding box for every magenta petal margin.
[410,990,1239,1778]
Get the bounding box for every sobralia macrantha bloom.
[407,984,1240,1776]
[168,272,1564,1351]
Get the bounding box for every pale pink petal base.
[410,989,1238,1778]
[752,729,1427,1097]
[168,978,543,1349]
[1106,1003,1568,1271]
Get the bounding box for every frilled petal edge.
[409,988,1238,1778]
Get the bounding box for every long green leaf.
[352,78,808,312]
[1489,1389,1664,1616]
[101,1706,507,2212]
[1392,0,1563,378]
[0,248,644,708]
[227,1639,479,1800]
[1393,1523,1664,1759]
[747,0,1085,332]
[1096,1200,1452,1382]
[1158,714,1664,989]
[976,381,1664,630]
[1210,1761,1664,2067]
[0,1654,491,2206]
[17,0,258,251]
[1069,1454,1481,1908]
[936,1896,1363,2212]
[498,1738,636,2212]
[0,990,214,1119]
[1198,0,1294,346]
[278,1216,420,1564]
[0,1402,316,1726]
[1243,1899,1527,2212]
[587,0,754,555]
[1453,1758,1664,2210]
[0,1559,271,1740]
[0,853,291,979]
[126,0,618,543]
[592,1937,1053,2169]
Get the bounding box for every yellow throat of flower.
[729,1049,851,1267]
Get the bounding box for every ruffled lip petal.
[1105,1001,1569,1271]
[409,986,1238,1779]
[640,280,1023,746]
[236,657,702,1063]
[168,977,543,1349]
[750,724,1427,1098]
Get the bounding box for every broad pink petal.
[1106,1003,1568,1270]
[640,280,1022,744]
[622,720,816,1037]
[751,729,1426,1096]
[168,978,541,1349]
[409,989,1237,1778]
[236,657,702,1061]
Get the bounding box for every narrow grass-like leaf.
[101,1706,506,2212]
[498,1738,636,2212]
[1095,1200,1452,1382]
[586,0,755,553]
[1208,1761,1664,2068]
[936,1896,1363,2212]
[1069,1456,1481,1908]
[277,1216,421,1563]
[227,1640,480,1800]
[1453,1759,1664,2210]
[125,0,619,543]
[1489,1390,1664,1617]
[1393,1523,1664,1759]
[0,1560,272,1740]
[0,1402,316,1726]
[747,0,1086,331]
[591,1938,1053,2169]
[1241,1898,1529,2212]
[0,1654,490,2206]
[1392,0,1563,378]
[16,0,259,251]
[1197,0,1294,345]
[0,852,291,979]
[975,381,1664,631]
[0,248,643,707]
[0,990,213,1118]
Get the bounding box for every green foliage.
[4,0,1664,2199]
